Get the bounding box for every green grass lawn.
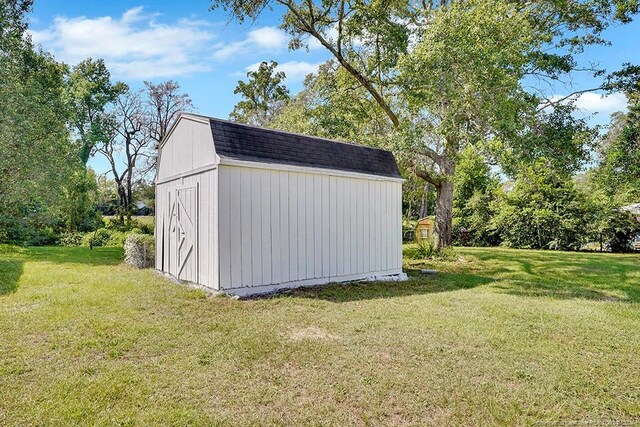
[103,215,155,227]
[1,245,639,426]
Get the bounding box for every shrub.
[81,228,110,247]
[414,238,437,259]
[403,238,458,261]
[138,222,154,235]
[492,162,591,250]
[106,231,127,247]
[59,232,85,247]
[24,227,59,246]
[124,233,155,268]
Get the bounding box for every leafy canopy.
[230,61,290,126]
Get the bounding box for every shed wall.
[157,117,217,182]
[156,169,218,289]
[155,116,219,290]
[217,164,402,292]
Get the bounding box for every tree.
[96,175,119,215]
[230,61,290,126]
[94,88,154,215]
[492,103,598,179]
[66,58,126,164]
[59,168,102,232]
[144,80,194,174]
[63,59,126,232]
[596,93,640,203]
[0,0,78,243]
[492,161,592,250]
[452,146,500,246]
[592,206,640,252]
[210,0,638,249]
[90,79,194,218]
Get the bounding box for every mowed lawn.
[1,246,639,426]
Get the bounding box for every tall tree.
[230,61,290,126]
[0,0,77,242]
[94,88,153,214]
[63,59,126,231]
[66,58,126,164]
[210,0,639,249]
[144,80,194,174]
[596,69,640,203]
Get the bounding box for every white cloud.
[247,27,287,49]
[549,92,627,115]
[573,92,627,115]
[28,7,216,79]
[214,26,288,60]
[245,60,322,82]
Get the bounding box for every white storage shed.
[155,113,404,296]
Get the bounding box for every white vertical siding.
[156,117,216,181]
[278,172,290,284]
[240,170,253,286]
[155,168,218,289]
[217,164,402,291]
[321,176,330,277]
[229,167,242,288]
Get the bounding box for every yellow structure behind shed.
[414,217,434,243]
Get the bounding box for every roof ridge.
[188,114,392,154]
[196,113,401,179]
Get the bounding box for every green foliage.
[492,162,592,250]
[403,240,458,261]
[400,0,535,147]
[494,104,598,178]
[96,176,120,215]
[452,146,500,246]
[80,228,127,248]
[81,229,110,247]
[593,206,640,252]
[59,232,85,247]
[104,217,153,234]
[65,58,127,164]
[230,61,290,126]
[594,93,640,201]
[0,1,79,244]
[60,168,103,232]
[211,0,639,249]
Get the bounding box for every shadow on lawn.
[24,247,123,266]
[468,248,640,303]
[285,270,494,302]
[0,259,24,295]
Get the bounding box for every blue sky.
[27,0,639,174]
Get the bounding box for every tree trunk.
[433,179,454,250]
[419,183,430,218]
[433,156,456,251]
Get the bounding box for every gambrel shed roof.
[184,114,402,179]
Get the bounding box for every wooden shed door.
[169,185,198,282]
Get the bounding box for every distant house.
[414,217,434,243]
[621,204,640,250]
[155,114,406,296]
[134,201,152,216]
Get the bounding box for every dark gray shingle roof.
[206,117,401,179]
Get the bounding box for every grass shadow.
[462,247,640,303]
[281,270,494,303]
[24,247,123,266]
[0,259,24,295]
